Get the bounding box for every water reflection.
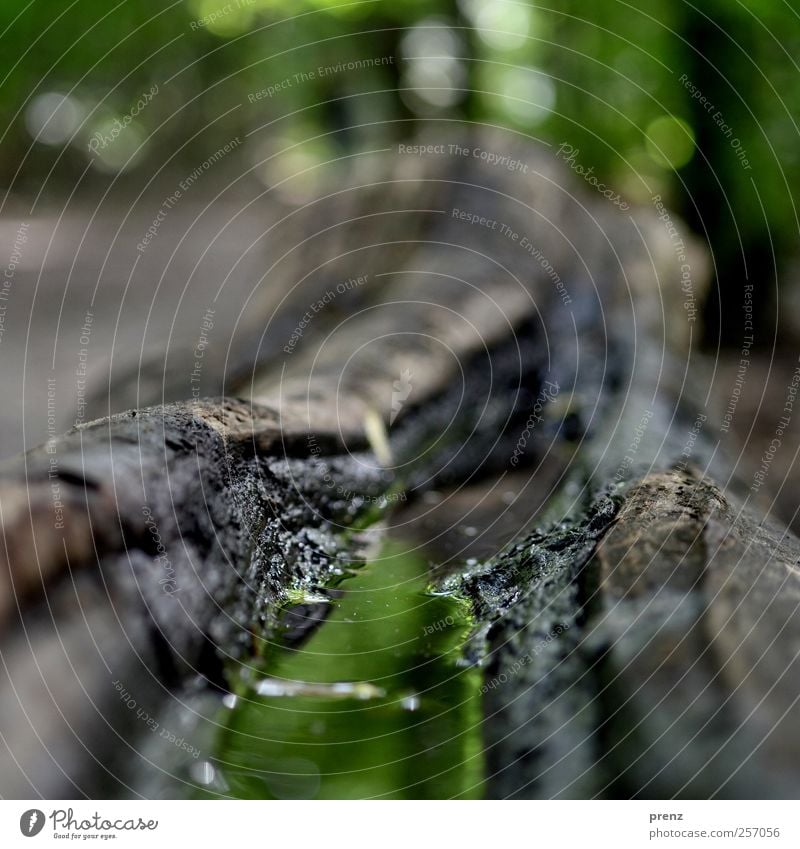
[204,540,484,799]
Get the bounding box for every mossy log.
[1,133,796,799]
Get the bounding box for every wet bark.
[1,133,797,798]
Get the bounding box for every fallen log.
[1,132,797,799]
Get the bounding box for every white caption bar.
[1,800,797,848]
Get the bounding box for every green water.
[204,540,484,799]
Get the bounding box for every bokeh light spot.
[645,115,696,169]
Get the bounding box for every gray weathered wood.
[2,133,796,799]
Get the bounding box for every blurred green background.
[2,0,798,345]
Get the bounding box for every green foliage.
[2,0,798,336]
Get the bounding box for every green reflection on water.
[208,540,484,799]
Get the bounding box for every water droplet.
[190,760,216,786]
[256,678,385,700]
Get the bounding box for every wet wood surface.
[1,134,797,798]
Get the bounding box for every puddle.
[199,539,484,799]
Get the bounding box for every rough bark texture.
[1,133,797,799]
[462,467,800,798]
